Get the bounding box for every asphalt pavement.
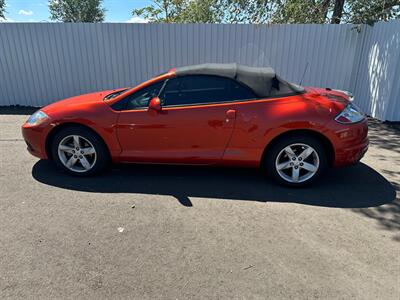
[0,114,399,299]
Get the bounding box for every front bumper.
[21,123,51,159]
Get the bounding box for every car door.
[116,75,256,164]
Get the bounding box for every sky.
[0,0,153,23]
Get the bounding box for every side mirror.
[148,97,161,112]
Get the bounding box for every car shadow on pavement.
[32,161,396,209]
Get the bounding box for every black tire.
[264,135,328,187]
[51,126,109,176]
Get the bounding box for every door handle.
[226,109,236,119]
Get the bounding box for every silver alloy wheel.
[57,135,97,173]
[275,143,320,183]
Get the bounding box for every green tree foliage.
[132,0,274,23]
[133,0,400,24]
[49,0,105,22]
[344,0,400,25]
[273,0,400,24]
[132,0,220,23]
[131,0,185,23]
[216,0,274,24]
[272,0,330,23]
[179,0,221,23]
[0,0,6,19]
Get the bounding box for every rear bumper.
[334,137,369,166]
[330,119,369,167]
[21,123,50,159]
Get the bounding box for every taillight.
[335,103,365,124]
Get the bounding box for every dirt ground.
[0,112,399,299]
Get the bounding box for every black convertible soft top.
[175,63,304,98]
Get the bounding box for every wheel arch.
[45,122,111,161]
[261,129,335,167]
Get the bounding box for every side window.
[230,80,257,100]
[160,75,255,107]
[124,81,164,110]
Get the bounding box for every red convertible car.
[22,63,368,186]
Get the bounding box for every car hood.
[41,89,126,115]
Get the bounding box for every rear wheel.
[264,135,327,187]
[51,126,109,176]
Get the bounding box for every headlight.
[335,103,365,124]
[26,110,49,126]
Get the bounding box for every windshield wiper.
[103,89,129,100]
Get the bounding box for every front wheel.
[264,135,328,187]
[51,126,109,176]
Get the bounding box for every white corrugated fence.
[0,21,399,120]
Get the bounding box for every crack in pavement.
[0,139,24,141]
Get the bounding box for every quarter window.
[160,75,256,106]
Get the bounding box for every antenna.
[300,61,309,85]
